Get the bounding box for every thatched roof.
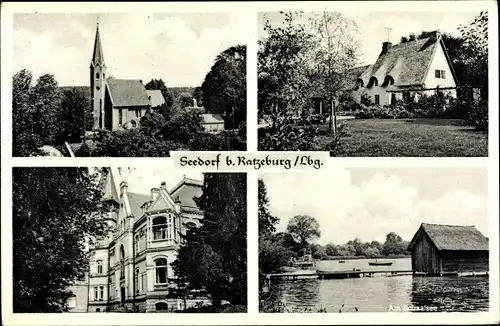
[359,32,457,87]
[408,223,489,251]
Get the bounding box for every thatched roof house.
[407,223,489,275]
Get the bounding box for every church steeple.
[91,22,105,67]
[90,21,107,130]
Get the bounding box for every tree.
[162,108,205,146]
[459,12,488,92]
[258,178,279,235]
[60,87,93,143]
[139,111,166,138]
[178,92,195,108]
[382,232,405,256]
[13,167,106,312]
[286,215,321,249]
[308,12,360,133]
[202,45,246,129]
[172,173,247,309]
[87,129,183,157]
[12,70,63,156]
[193,86,204,107]
[325,242,338,256]
[258,12,313,130]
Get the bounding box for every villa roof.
[408,223,489,251]
[359,34,453,87]
[201,113,225,124]
[107,79,151,107]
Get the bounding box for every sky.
[14,13,248,87]
[258,11,479,66]
[261,168,489,245]
[99,167,203,195]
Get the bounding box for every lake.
[269,258,489,312]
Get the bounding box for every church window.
[96,73,100,79]
[155,258,168,284]
[152,216,169,240]
[97,260,103,274]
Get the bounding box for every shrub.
[468,98,488,131]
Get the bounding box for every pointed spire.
[92,20,105,66]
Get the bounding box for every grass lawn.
[317,118,488,157]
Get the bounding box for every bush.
[468,98,488,131]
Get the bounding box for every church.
[67,168,209,312]
[89,23,164,131]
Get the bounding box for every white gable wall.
[424,41,457,90]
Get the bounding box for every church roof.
[107,79,151,108]
[92,24,105,66]
[359,33,455,87]
[146,90,166,108]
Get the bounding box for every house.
[67,168,207,312]
[354,30,458,106]
[407,223,489,276]
[201,113,225,134]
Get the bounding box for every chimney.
[151,187,160,201]
[382,41,392,54]
[120,180,128,195]
[160,181,167,190]
[429,30,440,42]
[193,98,198,107]
[174,195,181,214]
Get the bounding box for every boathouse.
[407,223,489,275]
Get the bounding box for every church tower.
[90,22,107,130]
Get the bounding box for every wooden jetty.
[266,269,421,281]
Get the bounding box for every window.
[435,69,446,79]
[141,273,145,293]
[135,235,139,254]
[135,269,140,294]
[97,260,103,274]
[96,308,101,312]
[153,216,170,240]
[94,287,99,301]
[135,109,141,118]
[96,72,100,79]
[374,95,380,105]
[120,245,125,280]
[119,109,123,124]
[99,286,104,301]
[368,77,378,88]
[103,73,105,79]
[403,92,411,103]
[156,302,168,311]
[155,258,168,284]
[391,93,397,105]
